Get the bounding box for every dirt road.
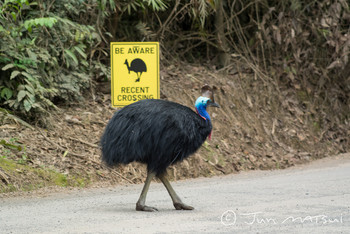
[1,153,349,233]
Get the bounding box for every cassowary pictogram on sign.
[124,58,147,82]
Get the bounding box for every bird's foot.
[135,78,140,82]
[136,203,158,212]
[174,202,194,210]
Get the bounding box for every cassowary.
[100,85,220,211]
[124,59,147,82]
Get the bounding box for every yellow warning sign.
[110,42,159,107]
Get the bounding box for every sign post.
[110,42,159,107]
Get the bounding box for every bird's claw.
[174,202,194,210]
[136,204,158,212]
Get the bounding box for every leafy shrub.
[0,0,109,117]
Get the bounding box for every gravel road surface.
[1,153,349,233]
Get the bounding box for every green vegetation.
[0,0,109,117]
[0,138,27,161]
[0,157,90,193]
[0,138,89,193]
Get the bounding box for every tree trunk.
[215,0,230,68]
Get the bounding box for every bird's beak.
[207,100,220,108]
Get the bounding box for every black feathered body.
[101,99,212,175]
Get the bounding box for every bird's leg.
[136,171,158,212]
[135,73,140,82]
[157,172,194,210]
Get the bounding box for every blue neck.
[195,97,211,121]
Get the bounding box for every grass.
[1,138,89,193]
[0,157,90,193]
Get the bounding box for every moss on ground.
[0,158,90,193]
